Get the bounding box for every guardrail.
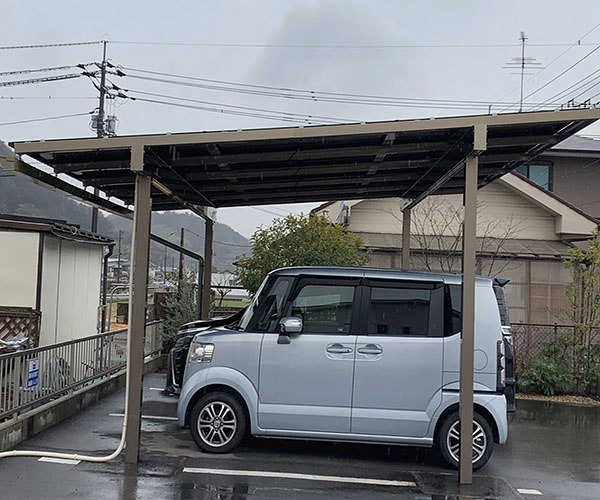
[0,321,162,421]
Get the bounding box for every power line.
[496,21,600,103]
[0,73,81,88]
[515,44,600,106]
[131,96,342,125]
[0,64,92,77]
[0,41,100,50]
[0,96,96,100]
[120,67,553,111]
[123,88,354,123]
[0,111,92,127]
[110,40,600,49]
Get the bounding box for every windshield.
[238,275,293,332]
[237,277,269,331]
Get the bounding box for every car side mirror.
[279,316,303,334]
[278,317,302,343]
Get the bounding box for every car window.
[243,276,293,332]
[291,284,355,334]
[367,286,432,336]
[364,280,444,337]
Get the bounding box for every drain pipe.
[0,319,133,462]
[101,243,114,333]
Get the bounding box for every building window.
[515,163,553,191]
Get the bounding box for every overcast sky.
[2,1,600,237]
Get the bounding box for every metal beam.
[202,219,214,318]
[402,208,411,269]
[124,163,152,464]
[0,157,133,218]
[459,124,486,484]
[150,178,213,221]
[12,109,600,154]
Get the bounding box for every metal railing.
[0,321,162,421]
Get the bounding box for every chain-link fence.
[512,323,600,395]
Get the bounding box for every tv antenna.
[503,31,544,112]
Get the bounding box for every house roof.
[354,231,573,258]
[552,135,600,152]
[0,214,114,245]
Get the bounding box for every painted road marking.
[149,387,163,391]
[517,488,543,496]
[183,467,417,488]
[109,413,178,421]
[38,457,81,465]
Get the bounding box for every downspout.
[101,243,114,333]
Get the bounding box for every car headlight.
[187,341,215,363]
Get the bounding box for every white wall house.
[314,172,598,324]
[0,215,113,346]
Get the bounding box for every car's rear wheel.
[190,392,246,453]
[436,411,494,470]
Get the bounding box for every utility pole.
[91,40,108,232]
[179,228,185,284]
[116,229,122,283]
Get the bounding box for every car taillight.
[497,339,506,390]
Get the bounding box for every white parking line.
[38,457,81,465]
[183,467,417,488]
[517,488,543,496]
[149,388,163,391]
[109,413,178,421]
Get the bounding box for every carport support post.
[201,218,214,318]
[459,126,485,484]
[402,208,411,269]
[125,145,152,464]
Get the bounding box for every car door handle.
[326,344,353,354]
[358,344,383,355]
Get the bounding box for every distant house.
[0,214,113,346]
[313,172,598,324]
[517,135,600,220]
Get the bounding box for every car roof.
[270,266,492,285]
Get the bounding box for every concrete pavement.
[0,372,597,499]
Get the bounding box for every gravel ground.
[516,392,600,406]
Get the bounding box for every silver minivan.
[177,267,512,470]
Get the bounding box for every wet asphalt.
[0,372,598,499]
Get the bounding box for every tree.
[563,230,600,394]
[384,197,522,277]
[162,270,198,348]
[236,214,370,294]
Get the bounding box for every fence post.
[554,322,558,341]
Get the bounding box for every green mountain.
[0,151,251,271]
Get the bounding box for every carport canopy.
[5,108,600,484]
[9,109,600,210]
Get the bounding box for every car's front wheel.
[436,411,494,470]
[190,392,246,453]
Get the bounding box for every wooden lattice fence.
[0,307,41,346]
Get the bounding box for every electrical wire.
[0,112,92,127]
[501,44,600,112]
[0,64,93,77]
[122,66,553,108]
[495,21,600,103]
[110,40,600,49]
[132,96,341,125]
[0,41,100,50]
[0,96,96,100]
[0,74,81,88]
[120,68,552,112]
[123,88,354,124]
[530,68,600,109]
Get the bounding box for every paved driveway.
[0,372,597,499]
